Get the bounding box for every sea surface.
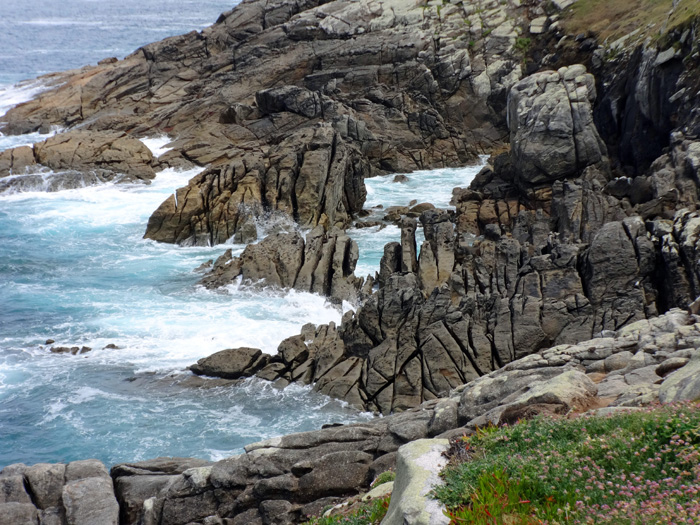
[0,0,483,468]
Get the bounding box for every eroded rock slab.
[382,439,450,525]
[198,227,366,303]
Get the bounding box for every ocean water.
[0,0,240,86]
[0,0,484,469]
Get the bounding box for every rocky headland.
[1,0,700,523]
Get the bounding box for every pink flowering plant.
[433,403,700,524]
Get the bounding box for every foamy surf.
[0,130,488,468]
[141,136,174,158]
[0,80,52,118]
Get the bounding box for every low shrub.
[371,470,396,489]
[433,403,700,524]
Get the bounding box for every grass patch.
[433,403,700,524]
[561,0,700,43]
[303,495,390,525]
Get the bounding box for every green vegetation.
[562,0,700,42]
[303,496,390,525]
[433,403,700,524]
[514,37,532,53]
[371,470,396,489]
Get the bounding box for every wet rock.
[190,348,269,380]
[49,346,91,355]
[198,228,363,303]
[0,130,155,192]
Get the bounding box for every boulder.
[24,463,65,509]
[62,477,119,525]
[190,348,269,380]
[508,65,607,185]
[0,130,155,192]
[659,350,700,402]
[382,439,450,525]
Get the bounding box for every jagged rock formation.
[198,227,368,303]
[2,1,700,524]
[7,306,696,524]
[225,63,700,414]
[0,130,155,192]
[0,0,539,244]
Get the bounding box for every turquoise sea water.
[0,0,483,468]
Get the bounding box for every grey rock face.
[0,459,119,525]
[508,65,608,185]
[62,477,119,525]
[659,349,700,403]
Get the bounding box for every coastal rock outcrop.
[6,307,700,525]
[0,459,119,525]
[132,306,700,524]
[198,227,366,303]
[0,130,155,192]
[221,59,700,414]
[0,0,537,242]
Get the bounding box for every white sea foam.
[141,136,174,158]
[0,80,50,118]
[0,129,59,153]
[363,155,488,210]
[20,19,105,27]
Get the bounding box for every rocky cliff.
[1,0,700,523]
[203,59,700,415]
